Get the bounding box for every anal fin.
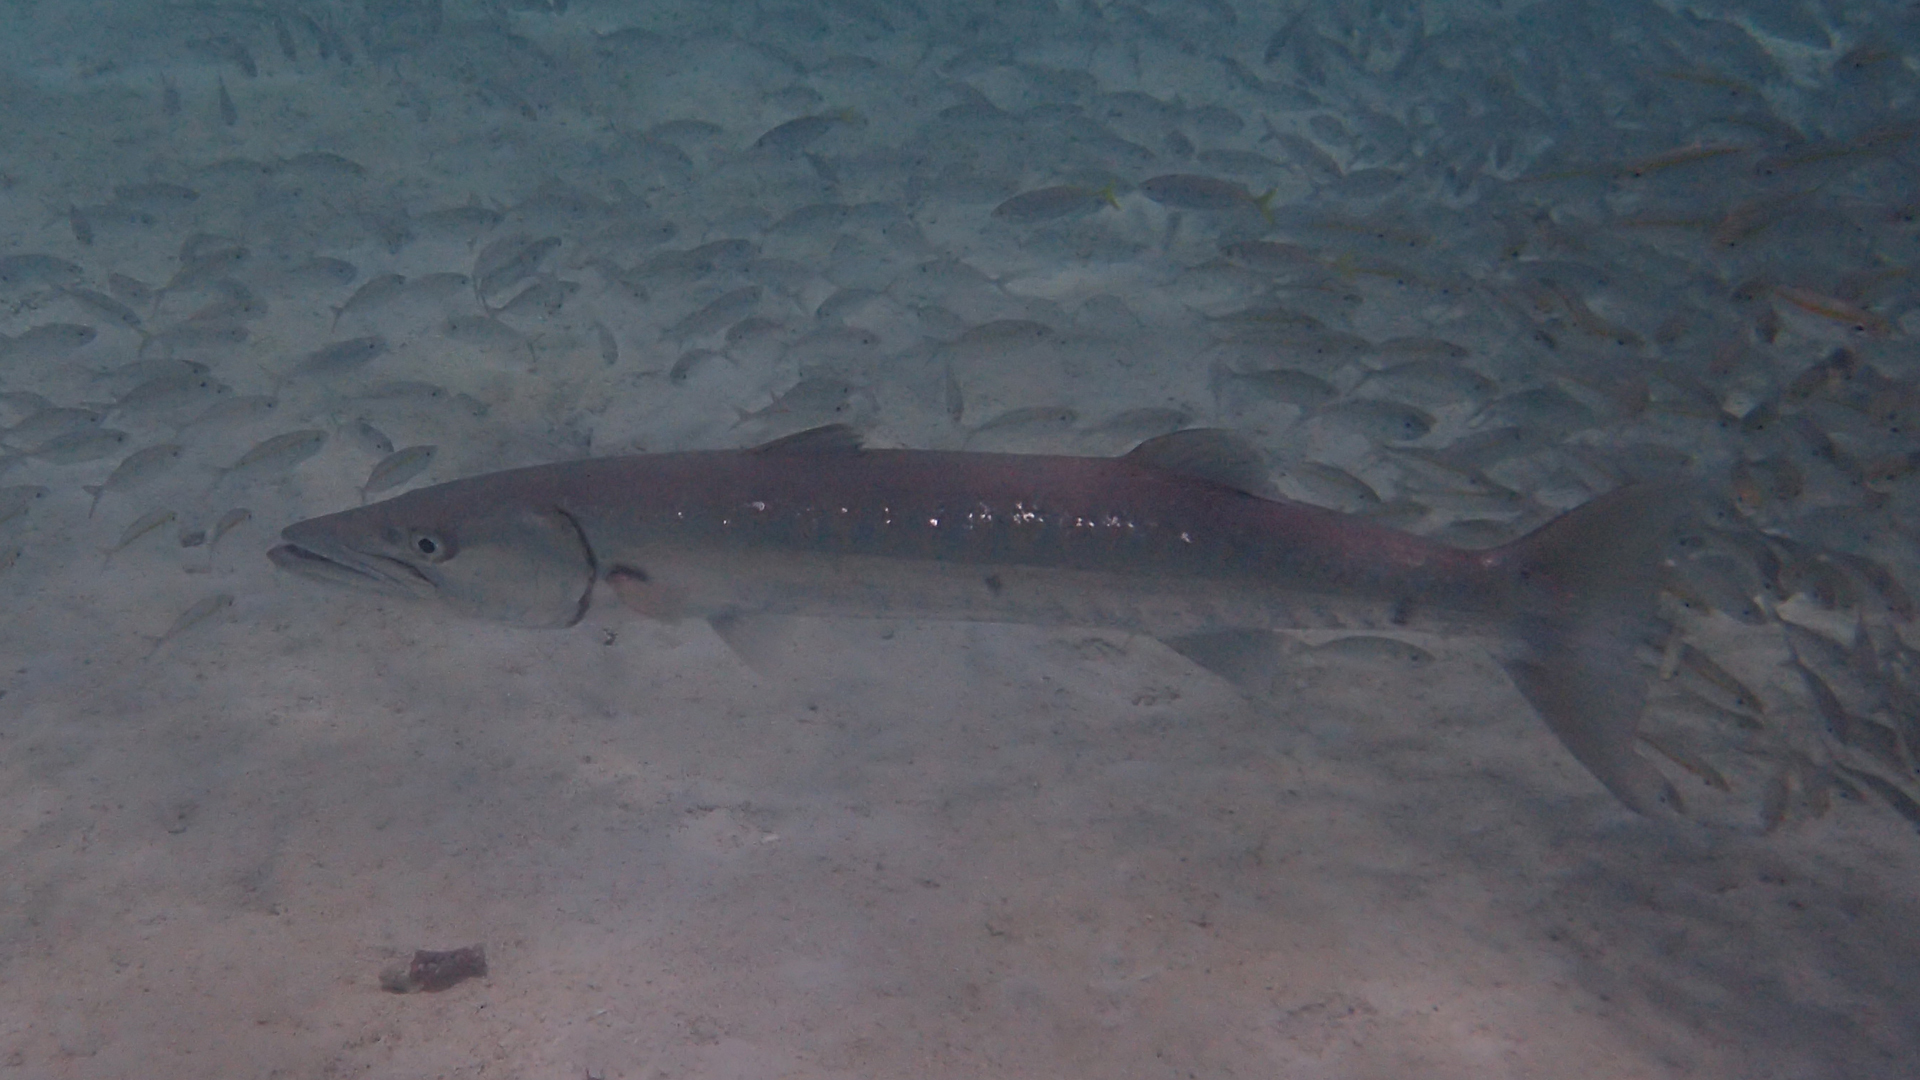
[1161,629,1293,698]
[708,612,808,673]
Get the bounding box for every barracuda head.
[269,480,595,628]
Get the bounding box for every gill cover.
[405,506,596,627]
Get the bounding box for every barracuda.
[269,426,1686,816]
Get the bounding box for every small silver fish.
[1209,299,1325,330]
[991,185,1119,224]
[31,428,130,465]
[474,235,561,301]
[1373,336,1470,362]
[955,319,1056,347]
[183,281,267,323]
[495,277,580,320]
[221,430,328,482]
[189,507,254,571]
[0,254,84,290]
[139,322,248,358]
[1673,644,1766,721]
[1220,239,1321,273]
[110,373,230,421]
[1479,386,1596,432]
[415,204,504,239]
[449,393,490,419]
[109,273,157,306]
[1664,554,1766,626]
[1313,399,1435,443]
[785,326,883,367]
[670,349,719,384]
[442,313,526,350]
[667,286,762,341]
[289,256,358,288]
[0,485,50,526]
[88,443,184,517]
[1260,122,1344,182]
[362,445,437,499]
[1356,360,1497,410]
[734,378,873,428]
[1218,367,1338,409]
[185,394,279,429]
[1,322,98,362]
[293,336,389,379]
[344,418,394,456]
[753,110,861,153]
[723,316,793,358]
[359,381,449,404]
[1403,427,1553,472]
[148,593,233,657]
[0,391,51,415]
[210,506,252,546]
[944,365,965,425]
[5,405,102,447]
[167,247,249,292]
[61,287,142,329]
[1141,174,1276,215]
[403,272,473,303]
[184,508,242,553]
[1639,729,1731,793]
[1196,148,1282,176]
[332,273,407,327]
[594,321,619,365]
[1272,460,1383,512]
[279,151,366,178]
[109,507,178,555]
[966,405,1078,442]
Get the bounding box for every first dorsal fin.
[1124,429,1274,496]
[751,424,865,455]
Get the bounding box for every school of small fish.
[0,0,1914,839]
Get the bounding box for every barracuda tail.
[1490,484,1688,816]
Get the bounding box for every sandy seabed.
[0,1,1916,1077]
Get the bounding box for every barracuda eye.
[407,529,455,563]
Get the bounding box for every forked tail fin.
[1490,484,1689,816]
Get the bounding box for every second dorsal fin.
[751,424,866,455]
[1124,429,1274,496]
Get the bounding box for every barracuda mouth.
[267,541,436,599]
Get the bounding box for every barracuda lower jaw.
[366,553,434,587]
[270,544,428,595]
